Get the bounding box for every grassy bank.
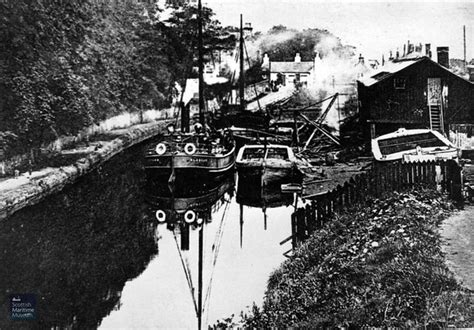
[223,188,474,328]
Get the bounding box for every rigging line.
[173,228,199,317]
[243,40,264,113]
[203,200,231,321]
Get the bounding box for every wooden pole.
[464,25,467,65]
[239,14,245,111]
[198,0,205,125]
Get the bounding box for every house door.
[427,78,444,132]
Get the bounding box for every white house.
[262,53,317,87]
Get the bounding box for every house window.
[394,78,406,89]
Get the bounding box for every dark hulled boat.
[144,129,235,179]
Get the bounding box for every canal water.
[0,143,297,329]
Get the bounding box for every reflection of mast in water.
[146,170,234,330]
[237,172,294,240]
[240,203,243,248]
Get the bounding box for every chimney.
[396,49,399,59]
[389,50,393,60]
[437,47,449,68]
[403,44,406,57]
[243,22,253,38]
[262,53,270,67]
[294,53,301,63]
[425,43,431,58]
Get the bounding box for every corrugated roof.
[270,61,314,73]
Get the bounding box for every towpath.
[0,120,172,220]
[440,205,474,290]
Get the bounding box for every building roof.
[358,56,474,87]
[270,61,314,74]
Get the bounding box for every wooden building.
[357,54,474,140]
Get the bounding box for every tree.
[0,1,233,155]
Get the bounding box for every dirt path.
[0,120,172,220]
[439,204,474,290]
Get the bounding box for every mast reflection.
[145,172,235,329]
[236,172,299,248]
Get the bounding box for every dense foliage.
[232,189,474,328]
[0,0,234,154]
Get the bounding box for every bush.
[237,188,474,328]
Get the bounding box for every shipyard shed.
[357,55,474,140]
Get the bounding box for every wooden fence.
[291,160,463,248]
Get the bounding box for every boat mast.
[239,14,245,111]
[198,0,205,125]
[198,3,204,329]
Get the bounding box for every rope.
[203,200,231,324]
[173,228,199,317]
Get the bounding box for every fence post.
[336,184,344,210]
[316,197,324,227]
[395,161,400,191]
[291,212,298,248]
[427,161,435,188]
[305,204,313,236]
[448,160,463,204]
[440,161,447,191]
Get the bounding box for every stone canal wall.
[0,120,172,220]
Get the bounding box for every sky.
[205,0,474,62]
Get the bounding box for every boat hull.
[144,146,236,180]
[237,163,296,184]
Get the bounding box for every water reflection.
[0,143,296,329]
[145,173,235,329]
[146,173,235,251]
[0,144,158,329]
[101,170,294,328]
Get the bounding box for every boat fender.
[155,210,166,223]
[184,210,196,223]
[184,143,197,155]
[155,143,167,155]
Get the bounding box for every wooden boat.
[144,129,235,178]
[236,144,301,183]
[372,128,459,162]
